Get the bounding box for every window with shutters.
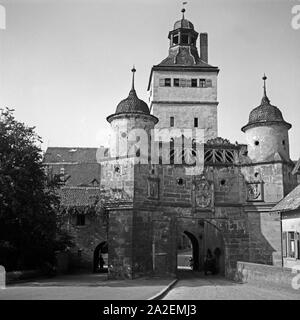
[282,232,287,257]
[288,232,295,258]
[199,78,206,88]
[165,78,171,87]
[179,78,187,87]
[206,79,213,87]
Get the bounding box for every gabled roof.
[44,147,101,163]
[272,184,300,212]
[293,158,300,175]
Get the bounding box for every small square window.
[76,214,85,226]
[194,118,198,128]
[174,78,180,87]
[191,79,197,87]
[170,117,174,127]
[165,78,171,87]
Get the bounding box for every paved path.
[163,274,300,300]
[0,273,174,300]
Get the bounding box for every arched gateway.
[93,241,108,273]
[177,218,225,275]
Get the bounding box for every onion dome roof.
[114,67,150,115]
[242,75,291,132]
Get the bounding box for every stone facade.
[43,10,299,280]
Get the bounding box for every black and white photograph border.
[0,0,300,308]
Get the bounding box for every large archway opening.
[93,241,108,273]
[202,221,225,276]
[176,219,225,277]
[177,231,200,272]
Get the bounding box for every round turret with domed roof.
[107,67,157,122]
[107,68,158,158]
[242,75,292,163]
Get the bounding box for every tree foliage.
[0,108,68,271]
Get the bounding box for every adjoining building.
[272,185,300,270]
[43,9,298,279]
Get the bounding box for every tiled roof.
[57,186,133,209]
[57,187,102,208]
[158,46,217,68]
[242,95,291,132]
[272,184,300,212]
[47,163,101,187]
[114,89,150,115]
[44,147,104,163]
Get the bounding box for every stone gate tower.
[148,8,219,141]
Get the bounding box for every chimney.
[200,33,208,63]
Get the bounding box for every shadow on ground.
[8,273,175,288]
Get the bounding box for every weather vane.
[182,1,187,17]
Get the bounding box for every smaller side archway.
[93,241,108,273]
[180,231,200,271]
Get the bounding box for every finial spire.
[131,65,136,91]
[263,73,267,97]
[182,2,187,19]
[261,73,270,105]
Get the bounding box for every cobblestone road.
[163,275,300,300]
[0,273,174,300]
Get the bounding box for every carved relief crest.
[147,177,160,200]
[247,182,264,202]
[193,176,214,209]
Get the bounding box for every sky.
[0,0,299,160]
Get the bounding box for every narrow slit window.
[194,118,198,128]
[170,116,174,127]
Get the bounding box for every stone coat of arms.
[192,176,214,209]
